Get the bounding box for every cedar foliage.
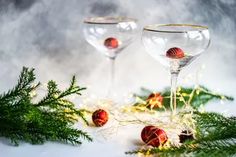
[0,67,92,146]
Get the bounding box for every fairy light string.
[76,64,233,148]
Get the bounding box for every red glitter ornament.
[166,47,185,59]
[104,37,119,49]
[141,125,156,142]
[146,93,163,109]
[92,109,108,127]
[141,126,168,147]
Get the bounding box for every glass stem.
[170,72,179,114]
[106,57,115,97]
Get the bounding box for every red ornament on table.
[166,47,185,59]
[141,125,157,142]
[141,125,168,147]
[92,109,108,127]
[146,93,163,109]
[104,37,119,49]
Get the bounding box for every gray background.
[0,0,235,113]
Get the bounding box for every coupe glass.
[83,17,138,96]
[142,24,210,113]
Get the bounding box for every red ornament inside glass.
[92,109,108,127]
[146,93,163,109]
[104,37,119,49]
[166,47,185,59]
[141,125,168,147]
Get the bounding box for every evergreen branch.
[0,67,37,103]
[36,77,85,107]
[126,111,236,156]
[0,67,92,146]
[75,109,89,125]
[126,140,236,157]
[134,86,233,110]
[193,111,236,142]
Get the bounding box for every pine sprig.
[36,77,88,125]
[134,86,233,110]
[126,111,236,157]
[0,67,92,146]
[193,112,236,142]
[126,141,236,157]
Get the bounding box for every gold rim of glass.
[143,24,208,33]
[84,16,137,24]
